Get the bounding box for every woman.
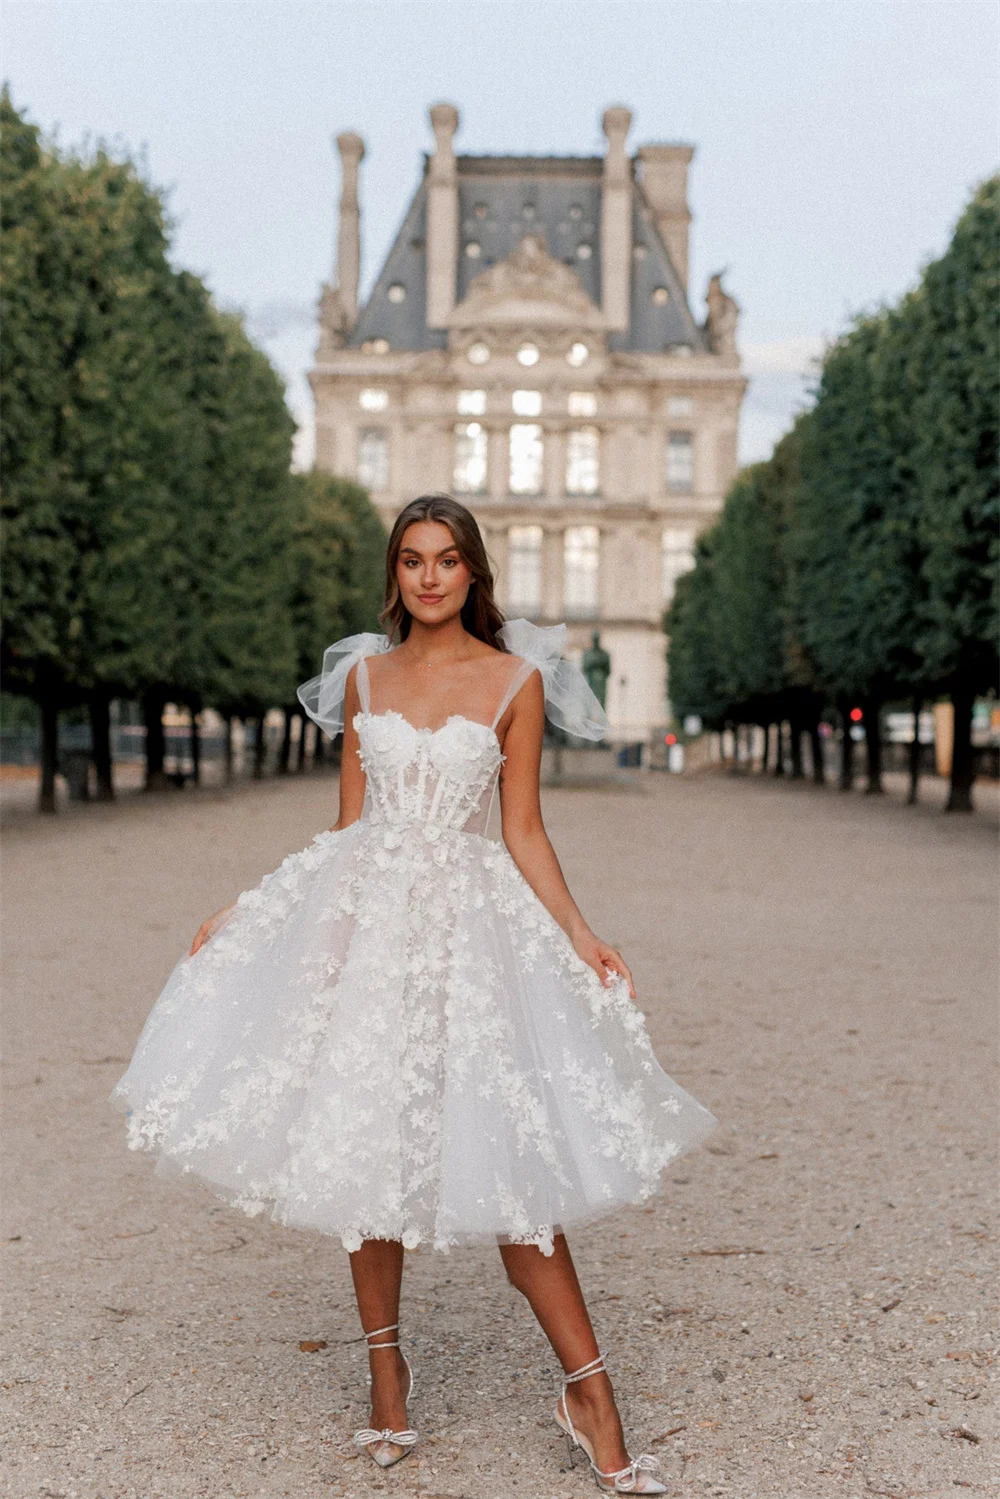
[110,494,718,1493]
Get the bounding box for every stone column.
[542,526,564,621]
[635,144,693,293]
[600,106,632,333]
[544,426,565,502]
[426,102,460,329]
[335,131,365,325]
[487,425,507,500]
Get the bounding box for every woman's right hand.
[189,904,235,956]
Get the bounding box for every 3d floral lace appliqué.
[110,709,717,1255]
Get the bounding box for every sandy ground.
[2,766,997,1499]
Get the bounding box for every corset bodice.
[354,710,504,838]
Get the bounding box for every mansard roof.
[347,153,707,354]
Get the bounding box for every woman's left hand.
[573,932,636,999]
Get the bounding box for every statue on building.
[705,272,739,357]
[315,283,347,360]
[581,630,612,710]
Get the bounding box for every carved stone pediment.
[449,234,605,330]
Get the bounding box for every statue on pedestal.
[582,630,611,711]
[705,272,739,358]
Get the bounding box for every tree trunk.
[89,693,115,801]
[907,695,923,806]
[863,695,884,794]
[143,689,168,790]
[296,710,308,772]
[39,693,58,814]
[947,681,975,812]
[278,709,293,774]
[773,722,785,777]
[808,721,826,785]
[790,721,804,779]
[188,703,201,786]
[837,695,855,791]
[223,717,234,783]
[252,717,266,780]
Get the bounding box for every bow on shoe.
[354,1426,419,1448]
[607,1452,661,1492]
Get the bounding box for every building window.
[453,422,488,495]
[357,428,389,491]
[507,525,543,616]
[457,389,486,415]
[359,388,388,411]
[564,526,599,618]
[667,430,694,493]
[667,396,693,417]
[512,389,542,416]
[509,424,543,495]
[467,342,490,365]
[566,342,589,367]
[568,391,596,417]
[517,343,540,367]
[662,527,696,604]
[566,427,600,496]
[387,283,406,304]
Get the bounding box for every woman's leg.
[348,1238,410,1432]
[500,1233,633,1475]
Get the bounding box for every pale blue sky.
[6,0,998,464]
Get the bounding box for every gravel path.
[2,768,996,1499]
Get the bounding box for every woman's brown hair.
[379,494,509,650]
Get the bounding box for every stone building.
[310,103,745,739]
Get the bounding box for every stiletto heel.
[553,1352,666,1494]
[351,1321,418,1468]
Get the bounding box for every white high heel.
[351,1321,418,1468]
[554,1352,667,1494]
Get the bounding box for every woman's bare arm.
[330,662,367,831]
[497,671,635,997]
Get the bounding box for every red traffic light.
[665,733,677,745]
[850,706,863,723]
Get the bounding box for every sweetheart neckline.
[358,708,504,752]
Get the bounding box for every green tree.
[903,178,999,809]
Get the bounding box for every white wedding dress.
[110,621,717,1256]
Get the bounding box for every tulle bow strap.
[498,618,610,741]
[297,631,390,738]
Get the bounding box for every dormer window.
[387,283,406,303]
[465,241,482,259]
[467,342,490,365]
[566,343,589,368]
[516,343,540,368]
[576,244,593,261]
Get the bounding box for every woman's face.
[395,520,473,627]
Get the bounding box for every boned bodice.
[354,710,503,838]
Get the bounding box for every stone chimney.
[335,131,365,325]
[426,102,460,329]
[600,106,633,333]
[636,143,693,292]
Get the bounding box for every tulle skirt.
[109,821,718,1255]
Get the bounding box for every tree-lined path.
[2,771,996,1498]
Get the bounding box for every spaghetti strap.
[356,655,372,715]
[491,658,539,730]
